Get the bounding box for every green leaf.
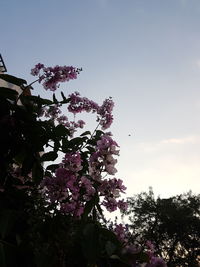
[53,93,58,104]
[80,131,91,136]
[32,161,44,183]
[61,91,67,101]
[0,87,18,100]
[83,195,99,219]
[21,154,35,176]
[86,139,96,146]
[46,164,59,172]
[61,138,69,152]
[41,151,58,162]
[68,137,87,149]
[82,199,95,219]
[95,130,104,138]
[86,146,96,153]
[96,204,103,217]
[0,74,27,86]
[54,124,70,137]
[25,95,53,105]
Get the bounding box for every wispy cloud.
[118,134,200,198]
[161,135,199,145]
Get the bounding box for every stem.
[80,121,101,151]
[47,143,63,153]
[26,78,40,88]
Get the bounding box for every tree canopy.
[122,188,200,267]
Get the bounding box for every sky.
[1,0,200,199]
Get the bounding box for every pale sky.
[1,0,200,198]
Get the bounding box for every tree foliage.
[122,188,200,266]
[0,68,165,267]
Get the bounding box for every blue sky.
[1,0,200,197]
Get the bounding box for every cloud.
[136,136,200,153]
[116,134,200,198]
[161,135,200,145]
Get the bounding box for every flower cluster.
[108,224,167,267]
[41,132,127,216]
[88,134,127,212]
[40,104,86,137]
[68,91,99,114]
[41,152,95,217]
[145,241,167,267]
[31,63,82,91]
[89,134,119,179]
[112,223,130,244]
[97,97,114,129]
[100,179,127,212]
[68,92,114,130]
[39,91,114,136]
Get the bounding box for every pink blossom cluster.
[109,225,167,267]
[112,223,130,244]
[68,92,114,130]
[68,92,99,114]
[97,97,114,129]
[145,241,167,267]
[42,152,96,217]
[100,179,127,212]
[61,152,83,172]
[88,134,127,212]
[41,134,127,216]
[145,257,167,267]
[41,104,85,136]
[38,91,114,133]
[89,134,119,179]
[31,63,81,91]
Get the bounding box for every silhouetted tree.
[122,188,200,267]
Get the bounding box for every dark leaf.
[21,154,35,176]
[41,151,58,162]
[24,95,53,105]
[32,161,44,183]
[46,164,59,172]
[54,124,70,137]
[68,137,86,149]
[61,91,66,100]
[0,74,27,86]
[80,131,91,136]
[53,93,58,104]
[0,87,18,100]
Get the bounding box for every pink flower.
[68,92,99,114]
[97,97,114,129]
[67,93,114,129]
[31,64,81,91]
[146,257,167,267]
[103,197,118,212]
[31,63,44,76]
[62,152,82,172]
[117,199,128,211]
